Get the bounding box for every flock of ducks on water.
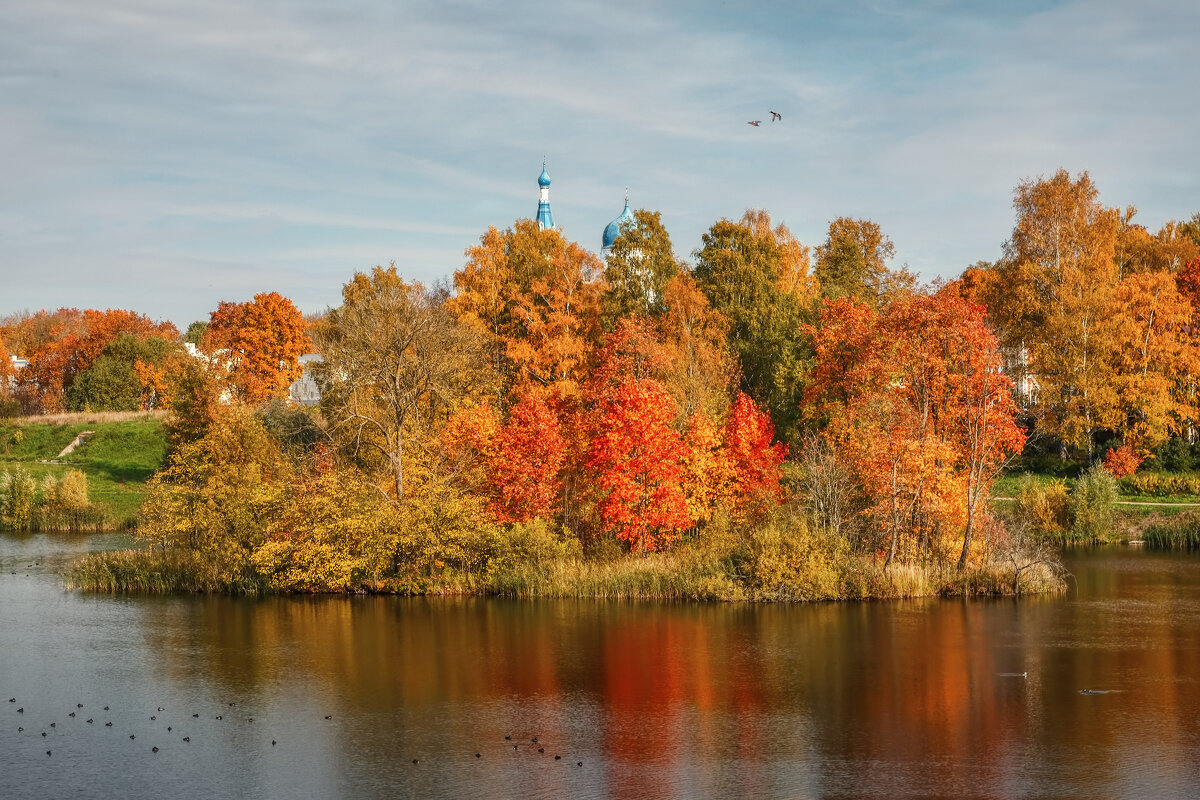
[7,696,276,758]
[7,695,584,767]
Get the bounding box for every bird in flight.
[747,120,761,126]
[770,111,782,122]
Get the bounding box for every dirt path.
[56,430,94,458]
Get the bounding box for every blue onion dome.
[602,199,635,250]
[538,166,552,188]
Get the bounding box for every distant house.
[6,354,28,391]
[289,354,322,406]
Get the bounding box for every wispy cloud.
[2,0,1198,326]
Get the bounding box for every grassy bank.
[0,413,167,529]
[66,539,1068,601]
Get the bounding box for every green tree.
[693,212,811,445]
[601,208,681,326]
[814,217,903,308]
[66,333,177,412]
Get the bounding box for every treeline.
[956,169,1200,471]
[0,292,310,418]
[30,169,1195,597]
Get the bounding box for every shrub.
[1015,474,1071,534]
[1071,464,1117,541]
[743,506,847,601]
[0,467,37,531]
[1102,444,1142,478]
[1154,436,1194,472]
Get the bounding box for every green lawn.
[0,417,167,528]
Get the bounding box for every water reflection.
[3,535,1200,799]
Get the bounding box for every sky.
[2,0,1198,330]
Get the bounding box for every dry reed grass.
[11,410,167,427]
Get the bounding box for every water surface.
[2,535,1198,798]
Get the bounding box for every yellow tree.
[1109,271,1196,451]
[994,169,1121,458]
[654,273,737,422]
[448,219,605,400]
[314,265,495,503]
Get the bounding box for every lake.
[2,533,1199,799]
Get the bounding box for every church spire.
[536,159,554,230]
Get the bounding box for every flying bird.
[770,111,781,121]
[747,120,761,126]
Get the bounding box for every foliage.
[1116,472,1200,498]
[448,220,604,396]
[203,291,310,405]
[0,467,37,531]
[601,208,681,324]
[66,332,180,412]
[252,460,399,592]
[12,308,178,414]
[814,216,902,308]
[40,469,99,531]
[693,211,813,445]
[806,293,1024,569]
[1070,464,1118,541]
[741,506,847,600]
[314,264,495,502]
[585,375,690,551]
[1102,444,1142,478]
[1015,474,1072,534]
[137,409,290,589]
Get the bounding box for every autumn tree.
[66,332,181,411]
[655,273,737,421]
[314,265,495,502]
[447,392,568,524]
[1108,270,1196,451]
[139,408,291,586]
[991,169,1121,458]
[202,291,310,405]
[585,375,690,552]
[693,211,812,445]
[722,392,787,520]
[815,217,909,308]
[601,208,682,325]
[807,294,1024,569]
[448,219,605,398]
[16,309,177,413]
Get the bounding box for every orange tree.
[203,292,310,405]
[808,293,1024,568]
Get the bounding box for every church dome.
[602,200,635,250]
[538,167,552,188]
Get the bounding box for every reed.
[64,549,266,594]
[1141,511,1200,550]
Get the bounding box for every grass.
[0,415,167,528]
[1141,511,1200,549]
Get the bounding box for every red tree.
[586,377,691,551]
[723,392,786,519]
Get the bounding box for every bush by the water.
[1071,464,1117,542]
[1141,511,1200,550]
